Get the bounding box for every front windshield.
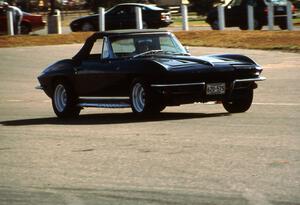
[109,33,187,58]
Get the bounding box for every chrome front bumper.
[35,85,43,90]
[151,76,266,88]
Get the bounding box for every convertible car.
[37,30,265,118]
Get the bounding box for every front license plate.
[206,83,226,95]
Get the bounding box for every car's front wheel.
[222,89,253,113]
[52,81,80,118]
[130,80,164,115]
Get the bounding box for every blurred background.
[0,0,300,35]
[3,0,298,14]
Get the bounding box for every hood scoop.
[156,55,214,66]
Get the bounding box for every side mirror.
[184,46,190,53]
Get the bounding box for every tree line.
[4,0,300,15]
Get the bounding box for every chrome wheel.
[54,84,67,112]
[132,83,145,113]
[52,81,80,118]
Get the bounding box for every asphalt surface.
[0,45,299,205]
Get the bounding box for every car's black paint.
[70,3,172,32]
[37,29,265,117]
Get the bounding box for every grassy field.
[171,15,300,27]
[0,30,300,53]
[175,30,300,52]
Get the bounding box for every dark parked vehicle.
[206,0,296,30]
[70,3,173,32]
[37,30,265,118]
[0,7,46,34]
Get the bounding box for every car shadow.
[0,112,230,126]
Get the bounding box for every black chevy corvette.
[37,30,265,118]
[70,3,172,32]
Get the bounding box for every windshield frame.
[106,33,188,59]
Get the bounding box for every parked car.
[206,0,296,30]
[37,29,265,118]
[0,7,46,34]
[19,12,46,34]
[70,3,173,32]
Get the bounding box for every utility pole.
[49,0,55,15]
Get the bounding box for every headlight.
[255,66,263,75]
[255,66,263,71]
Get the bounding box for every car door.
[225,0,247,27]
[106,5,135,29]
[119,6,135,28]
[105,6,122,30]
[74,38,129,97]
[75,58,125,96]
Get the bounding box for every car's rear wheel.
[239,25,248,30]
[222,89,253,113]
[20,23,31,34]
[52,81,80,118]
[142,21,148,29]
[130,79,164,115]
[211,19,220,30]
[279,23,287,30]
[81,22,95,31]
[239,19,262,30]
[254,20,263,30]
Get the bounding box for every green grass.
[171,16,300,26]
[1,31,300,53]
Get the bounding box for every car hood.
[150,54,253,71]
[72,14,98,22]
[22,12,36,16]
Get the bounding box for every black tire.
[130,79,164,115]
[20,23,31,34]
[279,24,287,30]
[158,103,166,112]
[239,25,248,30]
[239,20,262,30]
[142,21,148,29]
[211,19,220,30]
[52,80,80,118]
[254,20,263,30]
[222,89,253,113]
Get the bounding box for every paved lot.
[0,45,299,205]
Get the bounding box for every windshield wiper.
[133,50,164,58]
[132,50,191,58]
[160,51,191,56]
